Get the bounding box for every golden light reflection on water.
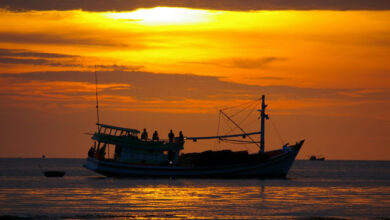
[2,183,389,219]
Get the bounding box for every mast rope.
[220,98,260,111]
[213,110,222,150]
[223,101,258,136]
[221,112,236,133]
[220,139,260,144]
[220,110,260,148]
[270,118,285,145]
[229,99,257,118]
[218,103,258,152]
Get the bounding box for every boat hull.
[84,141,303,178]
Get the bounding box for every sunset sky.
[0,0,389,160]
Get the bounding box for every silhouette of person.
[168,129,175,143]
[152,130,159,141]
[179,131,184,142]
[141,128,148,141]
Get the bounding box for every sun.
[106,7,211,25]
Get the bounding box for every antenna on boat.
[258,95,269,154]
[94,65,100,128]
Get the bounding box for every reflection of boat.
[309,155,325,161]
[84,95,304,178]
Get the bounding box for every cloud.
[1,70,384,102]
[0,32,130,47]
[94,64,143,72]
[0,70,389,122]
[227,57,286,69]
[0,57,79,67]
[0,0,389,11]
[0,48,80,67]
[0,48,144,70]
[0,48,77,58]
[244,76,288,81]
[184,57,286,69]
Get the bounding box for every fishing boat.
[39,164,66,177]
[309,155,325,161]
[84,95,304,178]
[42,171,66,177]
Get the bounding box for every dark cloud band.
[0,48,76,58]
[2,70,386,102]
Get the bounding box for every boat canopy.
[97,123,140,134]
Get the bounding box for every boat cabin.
[89,123,184,165]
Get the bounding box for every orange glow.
[1,9,389,88]
[0,7,389,159]
[105,7,212,25]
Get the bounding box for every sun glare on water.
[106,7,212,25]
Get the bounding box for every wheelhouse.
[89,123,184,165]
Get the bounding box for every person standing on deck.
[168,129,175,143]
[179,131,184,143]
[141,128,148,141]
[152,130,159,141]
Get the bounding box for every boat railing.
[93,132,185,145]
[141,137,185,144]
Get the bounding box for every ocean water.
[0,159,389,219]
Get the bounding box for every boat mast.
[259,95,269,154]
[94,65,100,128]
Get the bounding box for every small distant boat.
[43,170,66,177]
[309,155,325,161]
[39,164,66,177]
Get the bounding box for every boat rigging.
[186,95,269,153]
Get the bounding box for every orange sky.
[0,3,389,160]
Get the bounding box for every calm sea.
[0,159,389,219]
